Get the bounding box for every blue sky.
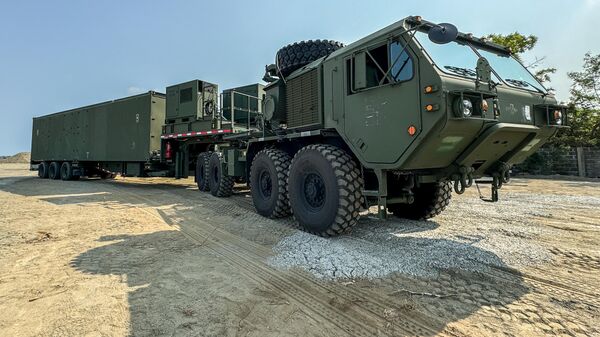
[1,0,598,155]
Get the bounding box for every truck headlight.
[454,97,473,117]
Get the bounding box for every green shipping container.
[31,91,166,163]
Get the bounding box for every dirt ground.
[0,163,598,337]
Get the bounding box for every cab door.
[343,38,421,165]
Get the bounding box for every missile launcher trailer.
[31,16,567,236]
[31,92,166,179]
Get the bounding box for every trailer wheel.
[48,162,61,180]
[195,152,212,191]
[388,182,452,220]
[250,148,291,218]
[208,153,234,197]
[100,171,115,179]
[38,162,49,179]
[60,162,73,181]
[288,144,363,236]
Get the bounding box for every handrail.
[218,90,263,133]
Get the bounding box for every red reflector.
[408,125,417,136]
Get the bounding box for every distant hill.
[0,152,31,163]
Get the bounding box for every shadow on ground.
[1,174,529,336]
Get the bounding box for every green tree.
[568,53,600,110]
[551,53,600,146]
[485,33,556,86]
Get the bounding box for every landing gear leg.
[374,169,388,220]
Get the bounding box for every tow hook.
[492,162,511,189]
[452,166,475,194]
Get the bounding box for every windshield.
[415,31,546,93]
[416,31,482,79]
[476,48,546,93]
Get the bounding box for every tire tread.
[289,144,363,237]
[250,148,292,218]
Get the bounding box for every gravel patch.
[268,191,598,280]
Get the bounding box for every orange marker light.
[425,86,433,93]
[408,125,417,136]
[425,104,436,112]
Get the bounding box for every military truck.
[31,16,566,236]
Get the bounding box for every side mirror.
[428,23,458,44]
[353,52,367,90]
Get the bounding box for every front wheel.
[288,144,363,236]
[388,182,452,220]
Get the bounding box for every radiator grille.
[286,70,319,128]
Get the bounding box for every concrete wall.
[515,146,600,178]
[583,147,600,178]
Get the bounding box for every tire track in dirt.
[99,182,436,337]
[472,260,600,308]
[144,184,458,335]
[92,179,600,336]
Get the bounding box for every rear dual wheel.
[250,149,291,218]
[208,152,234,197]
[38,162,49,179]
[60,162,79,181]
[48,162,61,180]
[195,152,212,191]
[39,161,80,180]
[249,144,364,236]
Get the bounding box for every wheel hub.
[258,170,272,198]
[303,173,325,210]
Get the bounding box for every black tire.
[60,162,73,181]
[388,182,452,220]
[276,40,344,77]
[208,152,234,197]
[38,162,49,179]
[250,148,292,218]
[100,171,115,179]
[48,162,61,180]
[195,152,212,191]
[288,144,363,236]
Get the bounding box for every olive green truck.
[31,16,566,236]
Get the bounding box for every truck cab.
[256,16,566,229]
[324,17,565,181]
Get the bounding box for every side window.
[347,39,413,94]
[179,88,193,103]
[390,41,413,82]
[365,44,390,88]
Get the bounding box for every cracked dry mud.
[0,163,598,337]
